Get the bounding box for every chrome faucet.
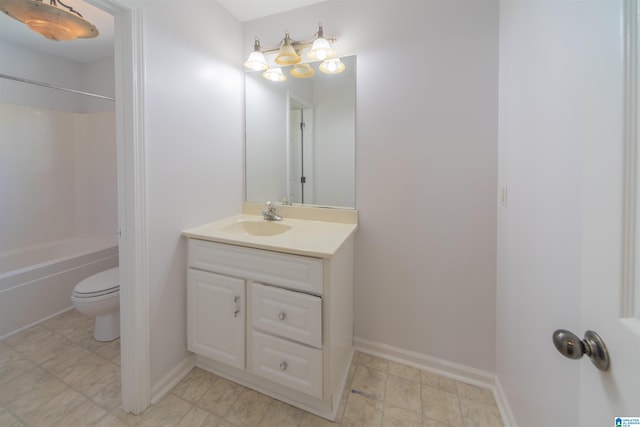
[262,201,283,221]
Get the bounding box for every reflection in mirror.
[245,55,356,209]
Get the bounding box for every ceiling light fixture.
[0,0,99,41]
[244,23,345,81]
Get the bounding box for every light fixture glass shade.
[290,63,315,79]
[275,44,301,66]
[307,38,335,61]
[319,58,345,74]
[262,68,286,82]
[0,0,99,41]
[243,51,269,71]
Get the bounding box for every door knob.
[552,329,610,371]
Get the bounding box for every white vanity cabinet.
[186,236,354,420]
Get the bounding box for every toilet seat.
[72,267,119,298]
[72,287,119,298]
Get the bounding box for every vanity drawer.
[252,282,322,348]
[189,240,323,294]
[251,331,323,398]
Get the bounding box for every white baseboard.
[353,336,515,427]
[353,336,495,387]
[493,376,518,427]
[147,340,518,426]
[150,353,195,404]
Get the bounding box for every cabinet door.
[188,269,245,369]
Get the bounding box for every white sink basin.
[221,220,292,237]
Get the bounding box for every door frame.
[287,92,314,205]
[622,0,639,326]
[87,0,150,414]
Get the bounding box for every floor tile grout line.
[2,401,28,427]
[166,393,195,427]
[2,351,80,427]
[90,411,113,427]
[1,315,124,427]
[7,321,115,371]
[39,313,121,359]
[3,314,504,427]
[44,351,121,402]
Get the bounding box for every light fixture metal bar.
[258,37,337,55]
[0,72,115,100]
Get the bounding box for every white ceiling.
[0,0,326,64]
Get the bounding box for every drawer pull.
[278,312,287,321]
[233,295,240,318]
[280,361,288,371]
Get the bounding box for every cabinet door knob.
[280,361,288,371]
[233,295,240,318]
[278,312,287,321]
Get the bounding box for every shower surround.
[0,103,117,338]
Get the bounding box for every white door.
[578,0,640,424]
[187,269,245,370]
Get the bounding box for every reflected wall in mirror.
[245,55,356,209]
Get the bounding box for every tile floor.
[1,310,504,427]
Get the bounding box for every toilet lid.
[74,267,119,295]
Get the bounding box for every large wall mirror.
[245,55,356,209]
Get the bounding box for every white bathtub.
[0,237,118,339]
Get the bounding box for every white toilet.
[71,267,120,341]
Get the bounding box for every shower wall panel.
[0,104,116,253]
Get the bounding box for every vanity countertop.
[182,213,357,258]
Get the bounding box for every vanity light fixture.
[289,63,315,79]
[275,32,300,66]
[243,38,269,71]
[262,67,286,82]
[0,0,99,41]
[306,24,334,61]
[244,23,345,81]
[318,58,345,74]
